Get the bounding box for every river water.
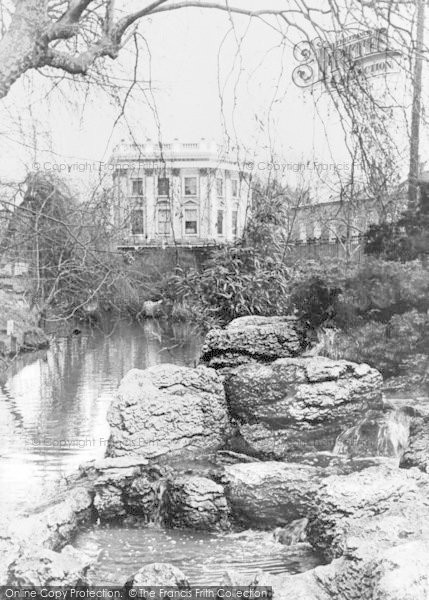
[0,319,202,515]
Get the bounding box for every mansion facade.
[110,140,250,248]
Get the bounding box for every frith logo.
[293,28,401,88]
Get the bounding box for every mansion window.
[184,177,198,197]
[130,208,144,235]
[157,207,171,235]
[158,177,170,197]
[131,179,143,196]
[216,177,224,197]
[232,210,238,237]
[217,209,224,235]
[184,208,198,235]
[231,179,238,198]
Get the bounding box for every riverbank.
[0,285,49,374]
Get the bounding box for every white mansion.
[110,139,251,248]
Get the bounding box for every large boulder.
[306,464,429,561]
[223,461,322,527]
[1,488,93,585]
[7,545,90,586]
[165,475,230,531]
[126,563,190,588]
[107,364,231,459]
[200,316,303,369]
[225,357,383,458]
[368,541,429,600]
[11,487,93,551]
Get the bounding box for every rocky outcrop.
[306,464,429,561]
[165,475,230,531]
[245,540,429,600]
[126,563,190,588]
[12,486,93,551]
[224,461,322,527]
[400,414,429,472]
[200,316,303,369]
[7,545,90,586]
[107,364,231,459]
[225,357,383,458]
[0,487,93,585]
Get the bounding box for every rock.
[93,484,126,521]
[200,316,303,369]
[221,570,274,598]
[283,451,398,474]
[234,422,342,459]
[224,461,322,527]
[126,563,190,588]
[222,567,331,600]
[78,456,167,522]
[224,357,383,458]
[11,487,93,551]
[306,464,429,561]
[107,364,231,459]
[165,475,230,531]
[370,541,429,600]
[7,545,90,586]
[0,489,92,585]
[400,415,429,472]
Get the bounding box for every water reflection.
[0,320,202,515]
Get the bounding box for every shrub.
[287,259,350,329]
[365,210,429,262]
[343,257,429,321]
[320,310,429,377]
[166,245,292,327]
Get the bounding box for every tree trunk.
[0,1,49,98]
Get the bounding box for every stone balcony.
[111,139,238,166]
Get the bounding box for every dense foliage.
[323,310,429,380]
[365,209,429,262]
[164,246,292,328]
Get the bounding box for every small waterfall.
[273,518,308,545]
[149,478,168,526]
[333,409,411,460]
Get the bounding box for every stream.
[0,319,201,515]
[0,318,424,585]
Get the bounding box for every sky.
[0,1,428,201]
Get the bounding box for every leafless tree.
[0,1,424,97]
